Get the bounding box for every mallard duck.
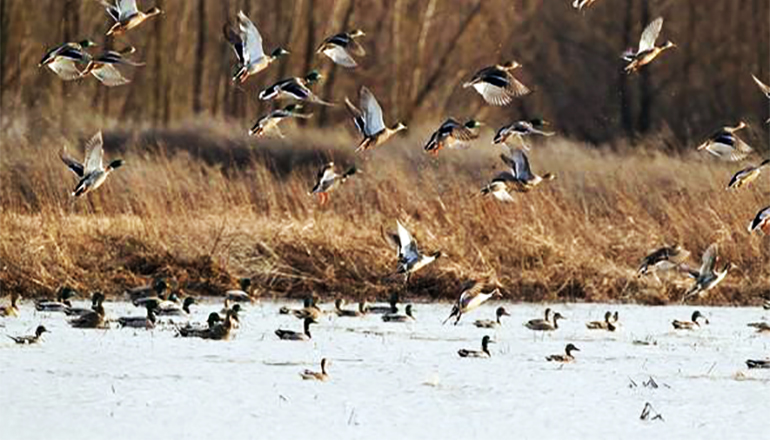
[276,317,316,341]
[382,304,415,322]
[423,119,482,157]
[749,206,770,234]
[458,335,494,358]
[623,17,675,73]
[493,119,554,150]
[382,220,442,283]
[300,358,330,381]
[474,306,511,328]
[310,162,358,206]
[672,310,709,330]
[463,61,530,106]
[101,0,162,36]
[259,71,331,105]
[0,293,21,317]
[7,325,48,345]
[496,147,556,192]
[345,86,406,152]
[546,343,580,363]
[681,244,735,302]
[334,299,366,317]
[586,311,616,331]
[526,311,565,331]
[177,312,222,338]
[573,0,599,11]
[39,40,97,80]
[637,245,690,278]
[249,104,312,137]
[317,29,366,68]
[79,46,143,87]
[367,292,399,314]
[226,278,255,303]
[156,297,196,317]
[224,10,289,83]
[443,279,502,325]
[479,180,515,202]
[751,74,770,123]
[68,292,106,328]
[125,278,167,303]
[64,292,104,317]
[525,308,552,328]
[60,131,123,197]
[747,322,770,333]
[746,359,770,369]
[117,302,157,329]
[204,309,237,340]
[35,287,77,312]
[696,122,752,162]
[727,159,770,190]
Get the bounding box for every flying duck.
[423,119,482,157]
[637,245,690,278]
[751,74,770,123]
[345,86,406,152]
[696,122,753,162]
[39,39,96,80]
[60,131,123,197]
[79,46,143,87]
[223,10,288,83]
[463,61,530,105]
[101,0,162,36]
[249,104,312,138]
[496,147,556,192]
[492,119,554,150]
[681,244,734,302]
[443,279,502,325]
[259,71,332,105]
[727,159,770,190]
[317,29,366,68]
[310,162,358,206]
[623,17,675,73]
[382,220,442,283]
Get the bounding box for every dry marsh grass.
[1,117,769,305]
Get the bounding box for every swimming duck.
[259,71,332,105]
[7,325,48,345]
[474,306,511,328]
[226,278,256,303]
[334,299,366,317]
[117,302,157,329]
[496,147,556,192]
[492,119,554,150]
[746,359,770,369]
[382,220,442,283]
[279,297,322,320]
[727,159,770,190]
[751,74,770,123]
[39,39,97,80]
[203,309,237,340]
[224,10,289,83]
[526,308,552,328]
[637,245,690,278]
[443,279,502,325]
[382,304,415,322]
[623,17,675,73]
[586,311,616,331]
[156,297,196,317]
[177,312,222,338]
[747,322,770,333]
[423,119,482,157]
[458,335,494,358]
[317,29,366,68]
[310,162,358,206]
[64,292,104,317]
[60,131,123,197]
[526,311,565,331]
[126,278,167,303]
[345,86,406,153]
[546,343,580,363]
[681,244,735,302]
[35,287,78,312]
[573,0,599,11]
[366,292,400,314]
[696,122,753,162]
[68,292,106,328]
[249,104,312,138]
[479,180,515,202]
[276,317,316,341]
[463,61,530,106]
[749,206,770,234]
[101,0,162,36]
[0,293,20,317]
[672,310,708,330]
[300,358,330,381]
[79,46,143,87]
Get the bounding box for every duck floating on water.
[334,299,366,318]
[474,306,510,328]
[546,344,580,363]
[458,335,494,358]
[746,359,770,369]
[7,325,48,345]
[382,304,415,322]
[276,317,316,341]
[1,293,21,318]
[117,302,157,329]
[526,311,565,331]
[586,311,616,331]
[672,310,708,330]
[300,358,330,381]
[68,292,106,329]
[35,287,77,313]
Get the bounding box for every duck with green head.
[39,39,97,81]
[317,29,366,68]
[345,86,406,153]
[7,326,48,345]
[224,10,289,83]
[258,71,332,106]
[424,119,483,157]
[60,131,124,197]
[102,0,162,36]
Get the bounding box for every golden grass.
[1,116,768,305]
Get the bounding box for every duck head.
[565,343,580,356]
[271,47,290,58]
[499,61,521,70]
[304,70,322,85]
[349,29,366,38]
[35,325,49,337]
[496,307,511,318]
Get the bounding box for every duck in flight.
[423,118,482,157]
[39,39,97,81]
[623,17,675,73]
[496,147,556,192]
[101,0,162,36]
[680,244,734,302]
[492,119,554,150]
[345,86,406,153]
[60,131,123,197]
[249,104,311,138]
[310,162,358,206]
[443,278,502,325]
[259,71,331,106]
[79,46,143,87]
[696,122,753,162]
[463,61,531,106]
[317,30,366,68]
[223,10,289,83]
[382,220,442,283]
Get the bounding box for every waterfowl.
[345,86,407,152]
[751,74,770,123]
[696,122,753,162]
[526,312,565,331]
[226,278,256,303]
[458,335,494,358]
[292,300,323,321]
[637,245,690,278]
[126,278,167,303]
[573,0,599,11]
[382,220,442,283]
[334,299,366,318]
[443,279,502,325]
[496,147,556,192]
[300,358,330,381]
[0,293,20,317]
[492,119,554,150]
[177,312,222,338]
[203,309,237,340]
[39,40,96,80]
[317,29,366,68]
[60,131,123,197]
[224,10,289,83]
[102,0,162,36]
[727,159,770,190]
[474,306,511,328]
[249,104,312,137]
[35,287,77,312]
[463,61,530,106]
[672,310,709,330]
[64,292,104,317]
[79,46,143,87]
[117,302,157,329]
[748,205,770,234]
[310,162,358,206]
[586,311,616,331]
[747,322,770,333]
[546,344,580,363]
[366,292,399,314]
[623,17,675,73]
[68,292,106,328]
[423,119,482,157]
[526,308,552,328]
[259,71,332,106]
[479,180,515,202]
[156,297,196,317]
[746,359,770,369]
[382,304,415,322]
[275,317,316,341]
[681,244,735,302]
[7,326,48,345]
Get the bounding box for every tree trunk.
[153,0,166,126]
[192,0,206,114]
[619,0,634,137]
[318,0,355,126]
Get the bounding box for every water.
[1,301,769,439]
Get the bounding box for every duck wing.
[698,244,718,276]
[360,86,386,136]
[751,74,770,97]
[322,45,357,68]
[237,10,265,65]
[223,22,246,66]
[60,147,85,177]
[638,17,663,53]
[83,132,105,174]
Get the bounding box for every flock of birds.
[5,0,770,373]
